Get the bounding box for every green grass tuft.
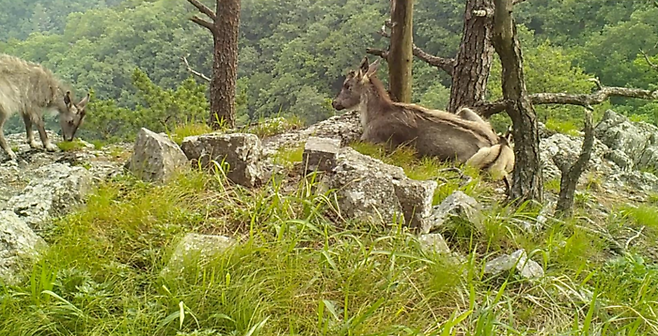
[171,123,213,145]
[56,139,88,151]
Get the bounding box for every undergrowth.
[1,149,658,335]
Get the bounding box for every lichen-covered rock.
[127,128,189,183]
[161,233,235,278]
[595,110,658,172]
[426,191,483,234]
[303,137,341,172]
[484,249,544,279]
[0,211,46,285]
[7,162,91,231]
[181,133,264,187]
[331,148,436,229]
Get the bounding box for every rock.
[7,163,91,231]
[426,191,483,234]
[181,133,265,187]
[0,211,46,285]
[418,233,451,254]
[540,133,614,182]
[613,171,658,194]
[127,128,188,183]
[301,110,362,146]
[161,233,235,277]
[262,110,361,157]
[595,110,658,172]
[484,249,544,279]
[331,148,436,229]
[302,137,341,172]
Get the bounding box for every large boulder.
[0,211,46,285]
[181,133,265,187]
[161,233,235,278]
[595,110,658,172]
[7,162,91,231]
[127,128,189,183]
[330,148,436,229]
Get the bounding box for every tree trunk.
[388,0,414,103]
[448,0,495,112]
[555,111,594,217]
[209,0,240,129]
[492,0,542,202]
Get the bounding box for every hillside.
[1,0,658,335]
[2,109,658,335]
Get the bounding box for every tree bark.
[492,0,542,202]
[187,0,240,130]
[388,0,414,103]
[447,0,495,112]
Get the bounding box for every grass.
[56,139,89,151]
[2,147,658,335]
[545,118,581,137]
[170,123,213,145]
[272,144,304,169]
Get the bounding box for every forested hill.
[1,0,657,141]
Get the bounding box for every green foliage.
[82,69,210,142]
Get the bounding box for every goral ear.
[359,56,370,73]
[78,92,90,108]
[64,91,72,107]
[367,58,380,76]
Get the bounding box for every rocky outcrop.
[540,110,658,196]
[7,162,91,232]
[161,233,235,278]
[262,110,361,157]
[595,110,658,172]
[181,133,265,187]
[0,211,46,285]
[127,128,189,183]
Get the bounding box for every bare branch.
[555,110,595,217]
[186,0,216,20]
[640,49,658,72]
[473,100,510,117]
[190,16,215,32]
[480,84,658,118]
[181,55,211,82]
[531,86,658,109]
[370,22,455,75]
[512,0,528,4]
[365,48,389,60]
